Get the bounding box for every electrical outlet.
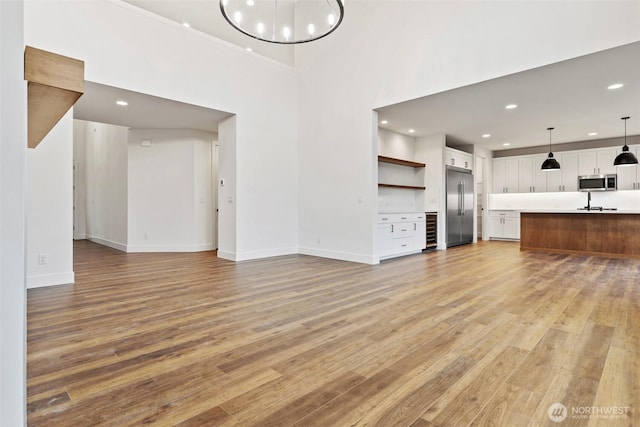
[38,253,48,265]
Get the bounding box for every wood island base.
[520,212,640,259]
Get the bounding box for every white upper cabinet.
[546,151,578,192]
[493,158,519,193]
[616,145,640,190]
[578,148,617,176]
[445,147,473,170]
[518,154,548,193]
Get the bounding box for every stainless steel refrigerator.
[446,166,474,247]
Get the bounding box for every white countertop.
[519,209,640,214]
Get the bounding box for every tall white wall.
[415,134,446,249]
[378,128,416,160]
[73,120,87,239]
[218,116,237,259]
[25,0,298,261]
[26,111,74,289]
[80,121,129,250]
[127,128,214,252]
[297,1,640,263]
[0,0,26,423]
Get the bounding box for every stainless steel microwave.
[578,174,617,191]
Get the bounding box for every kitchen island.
[520,210,640,259]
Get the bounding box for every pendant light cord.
[623,116,629,148]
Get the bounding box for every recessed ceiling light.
[246,0,255,5]
[380,120,388,124]
[608,83,624,90]
[408,129,415,133]
[482,134,491,138]
[116,100,128,106]
[588,132,598,136]
[502,143,511,146]
[182,22,190,28]
[505,104,518,110]
[246,47,252,52]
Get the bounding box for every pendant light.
[541,127,561,171]
[613,116,638,166]
[220,0,344,45]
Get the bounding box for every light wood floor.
[27,240,639,426]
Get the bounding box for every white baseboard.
[218,246,297,262]
[87,236,127,252]
[126,243,215,253]
[27,272,74,289]
[298,247,378,265]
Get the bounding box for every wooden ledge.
[25,46,84,148]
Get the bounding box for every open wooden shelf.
[378,155,425,168]
[378,183,426,190]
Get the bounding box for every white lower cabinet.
[378,213,426,260]
[489,210,520,240]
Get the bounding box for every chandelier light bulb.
[220,0,344,44]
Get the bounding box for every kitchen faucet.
[586,191,591,210]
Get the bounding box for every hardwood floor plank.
[289,368,404,427]
[469,384,543,427]
[245,371,366,426]
[506,328,570,394]
[428,346,529,426]
[26,240,640,426]
[359,355,477,426]
[588,346,638,426]
[173,406,231,427]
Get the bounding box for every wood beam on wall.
[24,46,84,149]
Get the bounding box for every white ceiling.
[122,0,295,65]
[76,3,639,152]
[376,42,640,151]
[73,82,232,132]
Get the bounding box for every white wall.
[0,0,26,423]
[218,116,237,259]
[73,120,87,239]
[80,121,129,251]
[415,134,446,249]
[127,128,214,252]
[26,111,74,289]
[297,1,640,264]
[378,128,416,160]
[25,0,298,261]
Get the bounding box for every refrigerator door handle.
[461,181,465,215]
[458,182,463,216]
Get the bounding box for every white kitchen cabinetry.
[378,213,426,260]
[493,158,519,193]
[616,145,640,190]
[489,211,520,240]
[578,148,617,176]
[546,151,579,192]
[445,147,473,170]
[518,154,548,193]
